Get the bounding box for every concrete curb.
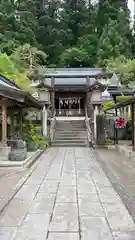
[0,150,43,168]
[93,144,116,149]
[116,145,135,159]
[0,149,45,214]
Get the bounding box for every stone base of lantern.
[0,146,11,161]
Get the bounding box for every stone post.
[94,105,99,139]
[119,108,122,117]
[42,105,47,137]
[123,107,127,121]
[128,105,131,119]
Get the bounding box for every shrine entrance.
[55,94,85,116]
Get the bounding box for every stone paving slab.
[12,214,49,240]
[0,227,16,240]
[59,177,76,186]
[47,232,80,240]
[38,180,59,194]
[49,202,79,232]
[77,182,97,195]
[0,147,135,239]
[113,231,135,240]
[79,200,104,217]
[98,186,123,204]
[80,217,113,240]
[28,194,55,215]
[56,186,77,203]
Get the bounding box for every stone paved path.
[0,147,135,240]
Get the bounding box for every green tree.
[97,0,131,37]
[11,44,47,71]
[97,20,131,65]
[0,53,32,92]
[77,34,98,66]
[15,0,38,46]
[106,55,135,85]
[60,0,90,46]
[0,1,20,54]
[36,0,62,64]
[60,47,90,67]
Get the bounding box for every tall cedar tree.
[36,0,62,64]
[15,0,38,46]
[97,0,132,59]
[97,0,131,37]
[132,0,135,56]
[60,0,89,46]
[0,1,20,54]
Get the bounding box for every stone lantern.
[89,81,105,141]
[32,81,52,137]
[101,89,113,102]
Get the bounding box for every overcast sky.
[128,0,134,19]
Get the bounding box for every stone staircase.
[52,120,89,147]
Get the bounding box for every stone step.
[54,136,88,140]
[56,120,84,122]
[55,131,87,136]
[52,139,88,144]
[55,129,86,132]
[54,120,88,147]
[51,142,89,147]
[56,124,85,126]
[56,123,85,125]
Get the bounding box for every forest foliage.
[0,0,135,86]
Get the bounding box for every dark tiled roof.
[0,73,20,89]
[0,73,41,108]
[44,68,105,77]
[54,77,87,85]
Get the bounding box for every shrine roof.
[108,86,134,96]
[44,68,105,78]
[54,77,87,85]
[0,74,41,109]
[0,73,21,89]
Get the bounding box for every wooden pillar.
[79,97,81,114]
[1,103,7,146]
[10,113,15,138]
[51,77,55,116]
[19,110,23,138]
[16,109,23,139]
[131,102,135,151]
